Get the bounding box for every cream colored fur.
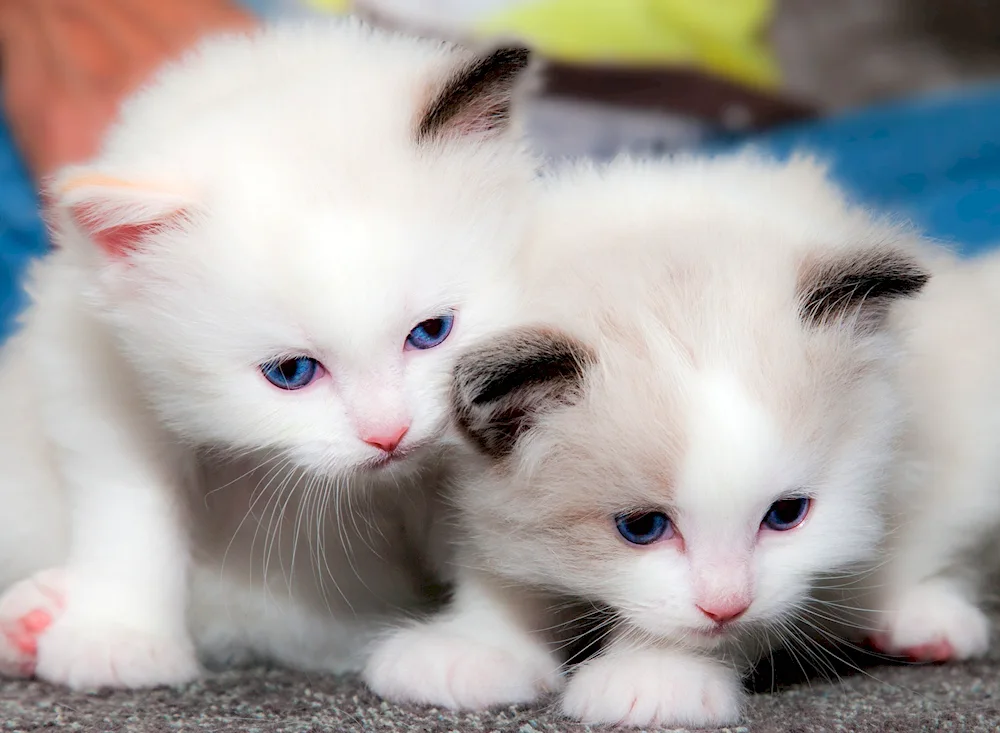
[366,154,1000,728]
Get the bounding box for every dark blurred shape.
[910,0,1000,48]
[543,62,816,134]
[772,0,1000,112]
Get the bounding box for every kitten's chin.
[360,442,436,479]
[630,618,749,652]
[364,448,413,471]
[686,627,732,650]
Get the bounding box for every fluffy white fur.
[0,19,536,689]
[364,154,1000,727]
[872,250,1000,662]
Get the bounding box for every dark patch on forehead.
[797,245,930,330]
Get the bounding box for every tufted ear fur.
[416,45,533,143]
[452,327,595,459]
[797,243,930,333]
[51,171,196,257]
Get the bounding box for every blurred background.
[2,0,1000,334]
[249,0,1000,254]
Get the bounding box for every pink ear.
[53,173,194,258]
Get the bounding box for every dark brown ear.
[797,244,930,332]
[453,327,594,459]
[416,46,532,143]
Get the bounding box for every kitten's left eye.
[762,497,811,531]
[615,511,673,546]
[406,314,454,350]
[260,356,322,390]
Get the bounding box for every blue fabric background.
[0,105,47,340]
[718,82,1000,256]
[1,81,999,340]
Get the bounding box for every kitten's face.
[53,27,534,477]
[453,158,930,649]
[461,332,895,649]
[111,166,522,475]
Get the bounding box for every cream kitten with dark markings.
[0,20,536,690]
[362,154,976,727]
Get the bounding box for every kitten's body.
[0,20,534,688]
[873,250,1000,661]
[365,155,1000,727]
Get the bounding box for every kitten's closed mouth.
[694,625,737,642]
[366,447,414,470]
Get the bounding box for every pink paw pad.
[900,639,954,663]
[864,634,955,663]
[0,569,66,678]
[8,610,54,654]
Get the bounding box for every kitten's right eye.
[615,511,673,546]
[260,357,322,390]
[406,314,455,351]
[762,497,810,531]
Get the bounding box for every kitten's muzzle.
[697,599,750,626]
[361,425,409,453]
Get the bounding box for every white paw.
[363,623,562,709]
[876,581,990,662]
[35,611,200,690]
[2,568,200,690]
[561,649,743,728]
[0,569,66,678]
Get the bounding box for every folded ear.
[51,171,196,258]
[797,243,930,332]
[416,45,533,143]
[452,327,594,459]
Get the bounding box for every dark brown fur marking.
[417,47,531,142]
[798,246,930,330]
[453,327,594,459]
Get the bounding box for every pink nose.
[362,425,409,453]
[697,600,750,625]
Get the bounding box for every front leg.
[34,458,199,689]
[562,630,744,728]
[363,569,563,709]
[29,342,198,689]
[873,577,990,663]
[869,471,995,663]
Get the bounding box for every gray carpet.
[5,2,1000,732]
[3,637,1000,732]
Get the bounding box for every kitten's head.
[48,20,536,476]
[453,155,932,648]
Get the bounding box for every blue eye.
[615,511,673,546]
[406,314,454,350]
[762,497,811,531]
[260,356,320,390]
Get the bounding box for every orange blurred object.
[0,0,257,181]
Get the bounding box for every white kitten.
[364,154,943,727]
[0,19,536,689]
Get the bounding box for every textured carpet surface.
[3,638,1000,733]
